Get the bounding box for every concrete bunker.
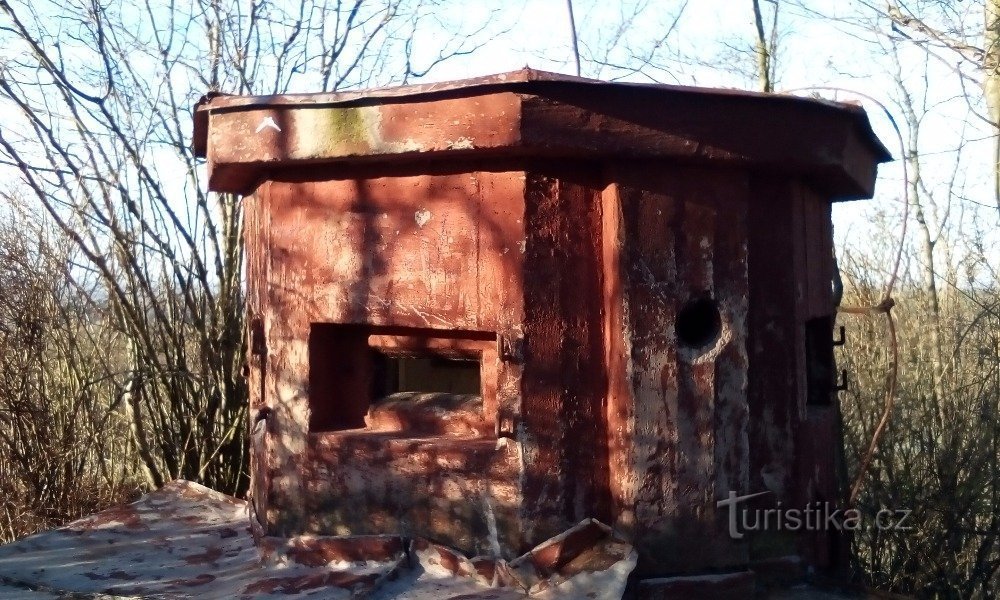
[194,69,890,581]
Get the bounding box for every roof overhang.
[193,69,892,199]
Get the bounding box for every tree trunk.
[752,0,773,92]
[566,0,581,77]
[986,0,1000,215]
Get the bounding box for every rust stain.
[66,505,144,531]
[183,545,223,565]
[242,572,379,595]
[176,573,217,587]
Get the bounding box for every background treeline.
[0,1,998,599]
[840,244,1000,598]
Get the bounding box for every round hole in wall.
[676,297,722,349]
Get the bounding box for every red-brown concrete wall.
[245,188,270,538]
[247,162,620,556]
[518,165,612,545]
[605,163,751,575]
[748,176,847,568]
[243,158,847,572]
[246,166,527,551]
[747,177,845,571]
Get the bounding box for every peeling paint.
[414,208,431,227]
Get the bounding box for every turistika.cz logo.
[716,491,913,540]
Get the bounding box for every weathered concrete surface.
[303,433,521,557]
[245,169,528,553]
[0,481,401,599]
[0,483,638,599]
[607,165,751,575]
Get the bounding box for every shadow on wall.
[248,159,533,558]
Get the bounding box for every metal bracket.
[250,317,267,357]
[499,334,524,365]
[252,406,272,436]
[495,415,517,440]
[254,406,272,423]
[832,325,846,347]
[833,369,848,392]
